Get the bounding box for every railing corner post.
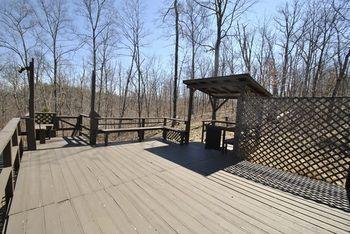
[3,140,12,167]
[25,117,36,150]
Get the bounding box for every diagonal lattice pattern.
[163,129,186,144]
[238,97,350,187]
[223,161,350,212]
[35,112,56,124]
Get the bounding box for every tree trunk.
[332,48,350,97]
[172,0,179,122]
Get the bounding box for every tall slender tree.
[195,0,256,119]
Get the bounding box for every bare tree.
[332,0,350,96]
[97,24,116,113]
[311,2,338,96]
[195,0,256,119]
[36,0,77,113]
[235,23,255,74]
[0,0,37,75]
[181,0,209,80]
[162,0,181,121]
[275,0,302,96]
[120,0,147,124]
[79,0,115,115]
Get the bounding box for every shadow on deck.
[32,136,350,212]
[7,137,349,233]
[142,139,350,212]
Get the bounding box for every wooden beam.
[90,70,97,145]
[215,99,229,112]
[185,88,194,144]
[234,81,247,156]
[27,59,36,150]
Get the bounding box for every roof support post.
[215,98,229,112]
[89,70,97,145]
[24,58,36,150]
[185,88,194,144]
[234,81,247,157]
[210,97,217,123]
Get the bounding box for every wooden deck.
[6,137,350,233]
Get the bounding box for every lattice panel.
[165,130,184,144]
[35,112,56,124]
[238,97,350,187]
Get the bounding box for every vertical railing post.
[163,118,167,126]
[53,116,58,134]
[52,113,58,137]
[6,172,14,200]
[90,116,98,145]
[12,127,18,147]
[26,117,36,150]
[78,115,83,136]
[18,123,24,157]
[201,121,205,143]
[185,88,194,144]
[28,59,36,150]
[234,81,246,156]
[3,140,12,168]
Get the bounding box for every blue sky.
[35,0,288,76]
[140,0,286,66]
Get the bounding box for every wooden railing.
[55,115,79,136]
[19,112,189,145]
[78,114,91,140]
[0,118,23,230]
[98,117,187,130]
[96,116,188,145]
[201,119,236,143]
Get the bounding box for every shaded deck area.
[6,138,350,233]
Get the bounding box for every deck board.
[6,138,350,234]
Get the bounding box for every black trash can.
[205,125,222,150]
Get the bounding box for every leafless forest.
[0,0,349,127]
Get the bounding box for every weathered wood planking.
[6,138,350,234]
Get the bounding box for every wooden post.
[163,118,167,126]
[162,128,167,141]
[52,113,58,137]
[104,132,109,146]
[12,128,18,146]
[3,141,12,167]
[211,97,217,122]
[185,88,194,144]
[90,115,98,145]
[89,70,97,145]
[234,81,246,156]
[78,115,83,136]
[139,118,145,141]
[5,171,14,202]
[26,59,36,150]
[201,121,205,143]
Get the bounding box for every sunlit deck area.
[6,137,350,233]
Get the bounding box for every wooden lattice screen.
[238,97,350,187]
[34,112,56,124]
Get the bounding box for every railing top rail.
[35,111,56,114]
[166,118,187,122]
[98,116,187,122]
[0,118,20,153]
[99,117,163,120]
[202,120,236,125]
[56,115,79,118]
